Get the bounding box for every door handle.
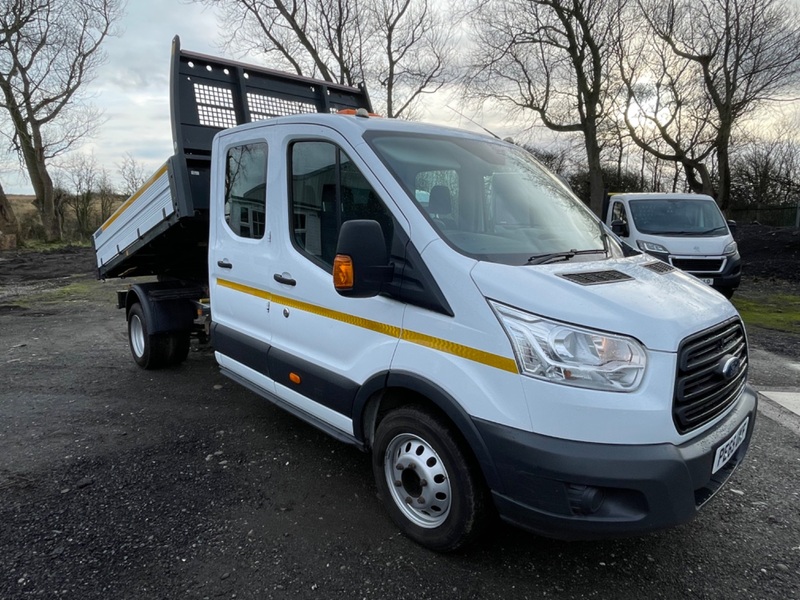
[217,260,233,269]
[273,273,296,286]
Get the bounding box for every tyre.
[717,286,735,299]
[372,405,489,552]
[127,303,171,369]
[166,331,191,365]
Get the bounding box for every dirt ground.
[736,223,800,283]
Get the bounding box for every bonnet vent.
[643,260,675,274]
[559,270,633,286]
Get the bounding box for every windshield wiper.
[527,249,607,265]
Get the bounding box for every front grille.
[674,319,747,434]
[670,258,725,273]
[559,270,633,285]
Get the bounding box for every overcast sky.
[1,0,474,195]
[1,1,219,193]
[5,0,795,196]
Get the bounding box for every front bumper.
[474,384,757,540]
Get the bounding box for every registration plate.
[712,417,749,474]
[699,278,714,285]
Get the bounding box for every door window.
[290,141,394,268]
[224,142,268,239]
[611,201,628,227]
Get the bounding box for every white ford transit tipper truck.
[94,38,756,552]
[605,193,741,298]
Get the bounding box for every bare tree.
[730,136,800,209]
[96,166,117,224]
[61,152,99,238]
[369,0,452,118]
[195,0,456,118]
[466,0,627,215]
[616,17,718,196]
[622,0,800,209]
[0,0,122,241]
[196,0,367,85]
[118,152,147,198]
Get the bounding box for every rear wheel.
[128,303,172,369]
[167,331,191,365]
[372,405,489,552]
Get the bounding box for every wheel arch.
[353,370,503,492]
[123,282,196,334]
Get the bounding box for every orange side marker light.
[333,255,354,290]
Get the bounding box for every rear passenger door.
[266,128,407,437]
[209,138,275,391]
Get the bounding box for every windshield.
[366,132,615,265]
[628,199,728,236]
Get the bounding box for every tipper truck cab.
[604,192,742,298]
[94,38,757,552]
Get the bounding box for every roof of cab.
[215,111,502,143]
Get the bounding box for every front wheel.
[372,406,489,552]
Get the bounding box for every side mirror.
[610,219,629,238]
[726,219,737,237]
[333,220,393,298]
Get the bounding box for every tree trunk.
[24,148,60,241]
[683,162,715,198]
[0,180,19,249]
[716,126,733,211]
[584,130,605,216]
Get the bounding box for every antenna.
[445,105,502,140]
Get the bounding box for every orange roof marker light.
[338,108,382,118]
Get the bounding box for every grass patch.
[35,279,96,300]
[21,240,93,251]
[8,277,106,308]
[732,293,800,334]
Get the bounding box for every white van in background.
[605,193,741,297]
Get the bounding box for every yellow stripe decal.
[217,278,518,373]
[101,163,170,231]
[400,329,518,373]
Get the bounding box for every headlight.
[490,301,646,392]
[637,240,669,254]
[723,241,737,255]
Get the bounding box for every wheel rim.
[383,433,451,529]
[129,314,145,358]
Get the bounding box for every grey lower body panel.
[474,385,757,540]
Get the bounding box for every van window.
[290,141,394,268]
[224,142,268,239]
[629,199,728,236]
[365,132,615,265]
[611,201,628,226]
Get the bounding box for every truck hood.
[470,255,739,352]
